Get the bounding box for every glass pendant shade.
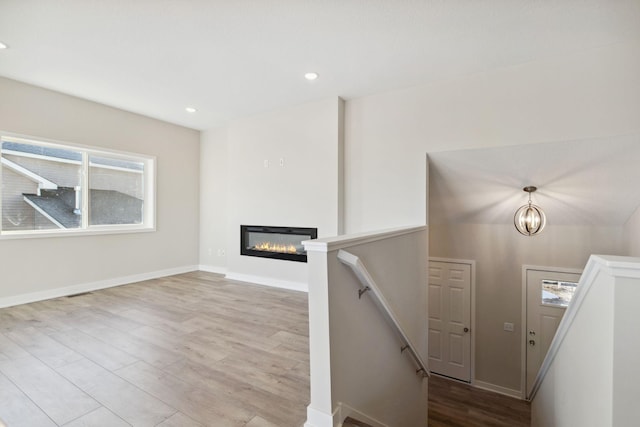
[514,186,546,236]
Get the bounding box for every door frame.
[520,264,583,399]
[429,257,476,384]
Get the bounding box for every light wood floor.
[0,272,310,427]
[0,271,531,427]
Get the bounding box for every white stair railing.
[530,255,640,426]
[527,255,602,400]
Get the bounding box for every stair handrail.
[337,249,429,378]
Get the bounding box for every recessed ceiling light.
[304,72,319,81]
[0,42,8,49]
[185,107,197,113]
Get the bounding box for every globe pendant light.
[514,186,546,236]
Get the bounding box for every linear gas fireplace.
[241,225,317,262]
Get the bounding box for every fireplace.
[240,225,317,262]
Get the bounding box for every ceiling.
[428,135,640,227]
[0,1,639,130]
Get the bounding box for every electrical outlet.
[220,249,226,256]
[279,158,284,167]
[504,322,514,332]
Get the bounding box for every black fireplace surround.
[240,225,318,262]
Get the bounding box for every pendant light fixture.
[514,186,546,236]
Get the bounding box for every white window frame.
[0,132,156,239]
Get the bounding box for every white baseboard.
[0,265,199,309]
[304,403,389,427]
[225,271,308,293]
[473,380,523,399]
[337,403,388,427]
[197,264,228,275]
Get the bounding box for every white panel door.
[428,261,471,382]
[525,268,581,397]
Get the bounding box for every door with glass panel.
[525,268,581,397]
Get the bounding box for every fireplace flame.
[254,242,298,254]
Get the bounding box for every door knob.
[464,327,469,333]
[529,340,536,346]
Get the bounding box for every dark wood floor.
[428,374,531,427]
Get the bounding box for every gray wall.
[430,223,625,391]
[0,77,200,301]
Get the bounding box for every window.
[1,134,155,237]
[541,280,578,307]
[88,155,145,226]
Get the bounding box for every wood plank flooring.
[343,375,531,427]
[0,271,531,427]
[0,272,310,427]
[428,375,531,427]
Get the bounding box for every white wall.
[0,77,200,304]
[532,269,615,427]
[612,277,640,426]
[344,41,640,233]
[199,127,228,272]
[623,205,640,257]
[200,98,344,289]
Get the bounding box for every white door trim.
[429,257,476,385]
[520,264,583,399]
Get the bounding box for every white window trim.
[0,132,156,239]
[89,162,144,174]
[2,149,82,165]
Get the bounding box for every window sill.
[0,225,156,240]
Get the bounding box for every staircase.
[303,226,429,427]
